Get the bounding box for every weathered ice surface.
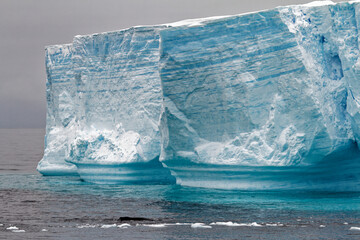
[37,44,78,175]
[39,1,360,189]
[159,1,360,189]
[38,27,175,184]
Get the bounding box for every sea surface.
[0,128,360,239]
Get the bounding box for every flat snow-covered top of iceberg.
[165,0,339,28]
[44,0,350,49]
[303,1,335,7]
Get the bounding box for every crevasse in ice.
[38,1,360,189]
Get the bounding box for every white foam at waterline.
[91,221,286,229]
[350,227,360,231]
[100,224,117,228]
[77,224,97,229]
[12,230,25,233]
[247,222,262,227]
[141,224,167,228]
[41,229,48,232]
[118,223,131,228]
[79,222,198,229]
[159,223,191,226]
[266,223,284,227]
[6,226,18,230]
[210,221,263,227]
[210,222,244,226]
[191,223,212,229]
[171,223,192,226]
[265,224,278,227]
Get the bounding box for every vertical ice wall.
[158,1,360,189]
[67,26,175,183]
[38,26,175,183]
[37,44,78,175]
[39,1,360,189]
[330,2,360,143]
[68,27,165,165]
[279,1,358,143]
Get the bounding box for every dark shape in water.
[118,217,155,222]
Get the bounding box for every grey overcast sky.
[0,0,348,128]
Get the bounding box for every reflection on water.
[0,129,360,239]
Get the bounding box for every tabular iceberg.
[39,0,360,190]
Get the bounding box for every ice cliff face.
[69,27,165,165]
[37,44,78,175]
[39,1,360,189]
[38,27,175,183]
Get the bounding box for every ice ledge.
[45,43,72,55]
[37,162,78,176]
[73,159,176,184]
[162,145,360,190]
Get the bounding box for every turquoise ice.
[38,1,360,189]
[38,27,175,184]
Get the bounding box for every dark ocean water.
[0,129,360,239]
